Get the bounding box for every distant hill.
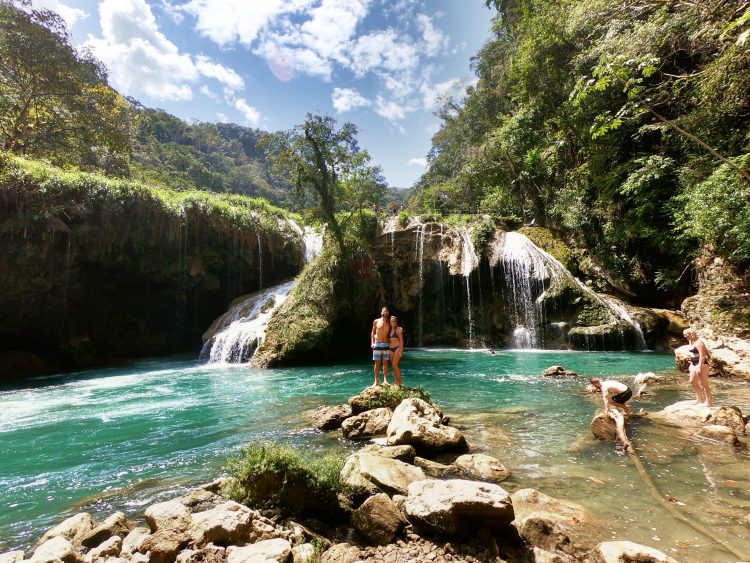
[129,104,292,205]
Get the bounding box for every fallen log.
[589,410,633,451]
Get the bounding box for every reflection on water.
[1,350,748,562]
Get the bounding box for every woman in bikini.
[683,328,712,406]
[389,315,405,386]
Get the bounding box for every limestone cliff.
[0,156,302,379]
[682,254,750,379]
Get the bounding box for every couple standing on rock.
[371,307,404,386]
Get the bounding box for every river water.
[1,350,749,561]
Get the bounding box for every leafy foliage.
[224,442,350,518]
[261,114,385,250]
[417,0,750,300]
[0,1,131,170]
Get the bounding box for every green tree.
[261,114,380,250]
[0,1,132,168]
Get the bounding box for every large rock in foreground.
[348,386,433,415]
[340,452,426,498]
[511,488,600,556]
[352,493,406,546]
[404,479,514,538]
[36,513,94,548]
[589,540,678,563]
[313,404,352,431]
[341,407,392,440]
[387,398,467,453]
[654,401,745,434]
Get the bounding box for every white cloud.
[408,157,427,167]
[332,87,370,112]
[416,14,448,56]
[180,0,316,46]
[375,96,416,122]
[216,112,230,123]
[85,0,244,102]
[200,84,219,101]
[32,0,88,28]
[195,55,244,93]
[234,98,262,127]
[349,29,418,77]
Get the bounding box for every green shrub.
[398,210,410,227]
[223,442,350,519]
[471,218,495,256]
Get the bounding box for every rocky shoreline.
[6,384,735,563]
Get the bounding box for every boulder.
[352,493,407,546]
[339,454,379,497]
[226,539,291,563]
[139,530,190,563]
[84,536,122,563]
[453,453,510,483]
[590,412,617,441]
[413,457,456,478]
[511,489,598,555]
[359,444,416,463]
[386,398,467,453]
[320,544,362,563]
[189,501,256,546]
[145,501,192,533]
[31,537,83,563]
[356,453,426,496]
[312,404,352,431]
[81,512,131,549]
[0,552,24,563]
[696,424,740,446]
[655,401,745,433]
[341,408,392,440]
[130,553,150,563]
[121,527,151,557]
[175,544,225,563]
[674,344,693,373]
[589,541,678,563]
[36,513,94,548]
[348,386,431,415]
[532,547,573,563]
[542,366,577,378]
[404,479,514,538]
[290,543,315,563]
[178,489,225,513]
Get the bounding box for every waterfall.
[200,280,297,363]
[287,218,324,264]
[415,223,426,346]
[201,222,324,364]
[257,234,263,289]
[458,228,478,347]
[499,232,555,348]
[495,232,647,350]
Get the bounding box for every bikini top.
[390,329,399,338]
[689,346,698,355]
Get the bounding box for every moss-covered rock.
[252,239,381,367]
[348,385,433,415]
[518,226,576,272]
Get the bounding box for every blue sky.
[32,0,495,188]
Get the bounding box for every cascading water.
[200,280,296,363]
[201,224,323,363]
[499,232,559,348]
[415,222,426,346]
[458,228,479,347]
[495,232,647,350]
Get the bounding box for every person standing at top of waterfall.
[388,315,405,386]
[589,378,633,416]
[683,328,712,406]
[371,307,392,386]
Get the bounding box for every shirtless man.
[590,378,633,416]
[371,307,391,386]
